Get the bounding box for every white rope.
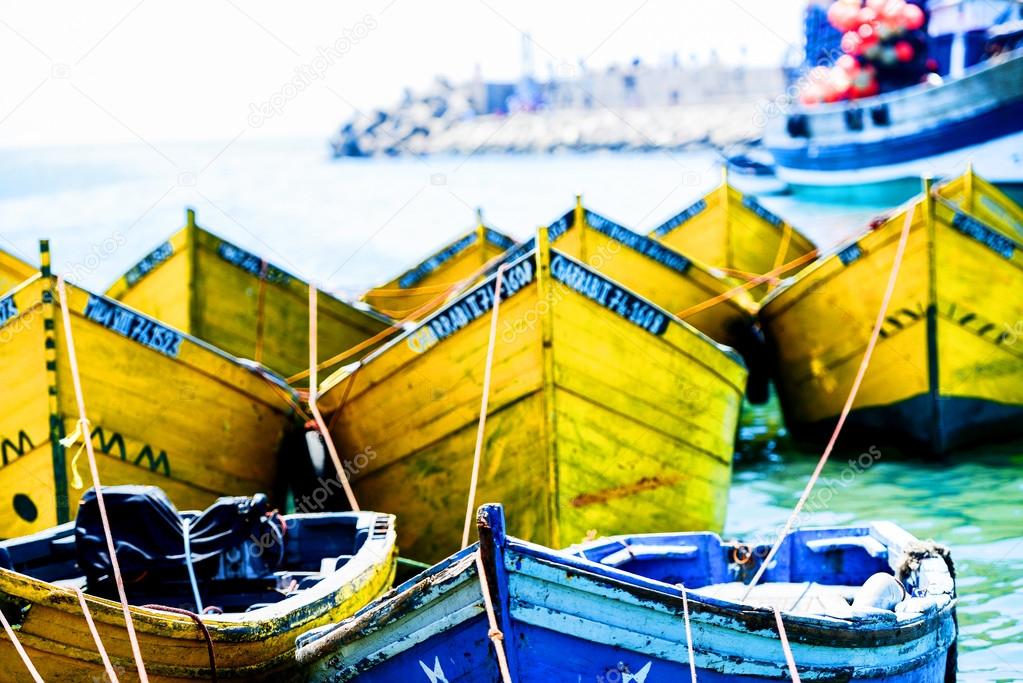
[679,584,697,682]
[742,207,915,599]
[474,552,514,683]
[183,518,204,613]
[73,587,119,682]
[56,276,150,682]
[0,604,44,683]
[462,265,507,549]
[773,607,801,682]
[307,283,360,511]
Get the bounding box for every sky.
[0,0,807,147]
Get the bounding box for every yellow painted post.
[536,226,560,547]
[39,240,69,525]
[574,194,586,264]
[476,208,487,268]
[185,207,200,337]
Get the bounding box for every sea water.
[1,137,1018,679]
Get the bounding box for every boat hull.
[766,51,1023,198]
[361,224,516,320]
[760,170,1023,454]
[295,506,956,682]
[649,182,816,301]
[0,272,295,538]
[107,210,392,380]
[318,241,747,563]
[0,511,396,681]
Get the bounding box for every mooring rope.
[768,222,794,293]
[462,265,507,550]
[0,604,44,682]
[679,584,698,682]
[773,607,801,682]
[287,248,515,385]
[307,284,361,511]
[73,587,119,682]
[56,275,150,682]
[140,605,218,682]
[742,206,915,599]
[474,552,514,683]
[676,248,820,319]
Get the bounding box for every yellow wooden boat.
[648,175,817,300]
[318,228,748,563]
[106,208,392,380]
[360,211,517,320]
[0,243,296,539]
[0,248,34,295]
[503,197,759,357]
[0,486,396,681]
[760,171,1023,454]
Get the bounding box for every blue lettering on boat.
[0,294,18,326]
[838,243,863,266]
[740,196,784,227]
[951,211,1015,259]
[651,198,707,237]
[550,252,668,336]
[125,242,173,286]
[547,209,575,243]
[84,295,183,358]
[484,229,516,250]
[398,233,480,289]
[585,210,691,274]
[217,242,292,284]
[407,254,536,353]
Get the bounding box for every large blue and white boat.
[767,2,1023,202]
[294,504,957,682]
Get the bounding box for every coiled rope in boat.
[462,264,508,550]
[56,275,150,683]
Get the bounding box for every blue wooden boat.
[295,504,957,682]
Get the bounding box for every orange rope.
[742,207,914,599]
[680,584,697,683]
[474,552,514,683]
[0,603,43,682]
[773,607,801,682]
[56,276,149,682]
[288,249,514,384]
[462,265,507,550]
[307,284,360,512]
[768,223,794,294]
[676,248,819,319]
[73,587,119,682]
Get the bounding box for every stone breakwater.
[331,100,769,158]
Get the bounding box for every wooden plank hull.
[106,210,392,380]
[0,250,35,296]
[0,511,397,681]
[295,505,956,682]
[0,273,295,538]
[760,171,1023,453]
[361,224,517,320]
[318,239,746,563]
[649,182,817,301]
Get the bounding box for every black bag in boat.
[75,485,275,587]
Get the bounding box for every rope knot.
[58,418,92,490]
[487,628,504,642]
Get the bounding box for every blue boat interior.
[0,485,376,614]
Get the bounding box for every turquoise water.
[1,138,1019,679]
